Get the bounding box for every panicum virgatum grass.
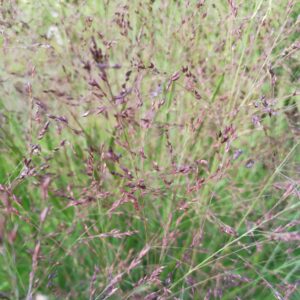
[0,1,299,299]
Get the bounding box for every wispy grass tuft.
[0,1,299,299]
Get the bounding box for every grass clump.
[0,1,299,299]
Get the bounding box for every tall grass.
[0,0,299,299]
